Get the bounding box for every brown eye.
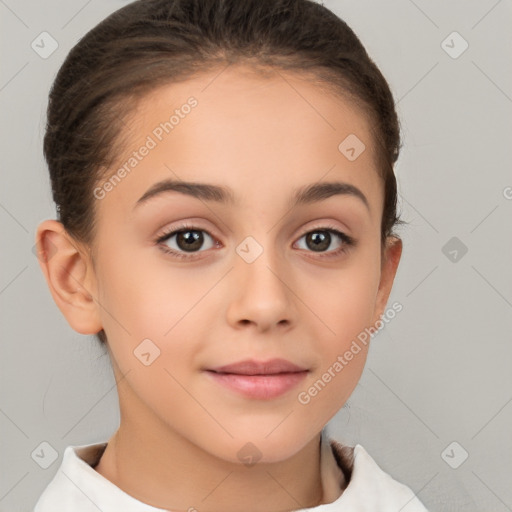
[304,231,332,252]
[157,226,216,257]
[175,230,205,252]
[295,227,354,256]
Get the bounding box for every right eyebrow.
[134,179,235,210]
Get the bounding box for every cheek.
[93,249,208,413]
[95,245,215,341]
[296,249,380,412]
[296,290,373,428]
[93,246,224,408]
[309,253,381,345]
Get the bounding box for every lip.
[204,358,309,400]
[208,358,308,375]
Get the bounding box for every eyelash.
[155,222,356,261]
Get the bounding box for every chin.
[199,426,316,466]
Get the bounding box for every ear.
[35,219,103,335]
[372,236,403,324]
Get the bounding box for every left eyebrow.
[133,178,370,212]
[293,181,370,212]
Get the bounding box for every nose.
[225,238,298,333]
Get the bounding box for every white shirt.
[33,433,428,511]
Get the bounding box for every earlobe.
[35,220,103,335]
[373,236,403,322]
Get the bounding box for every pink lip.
[205,359,309,400]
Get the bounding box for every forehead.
[100,64,383,218]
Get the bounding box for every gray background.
[1,0,511,511]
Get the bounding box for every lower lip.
[205,371,308,400]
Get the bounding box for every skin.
[36,64,402,511]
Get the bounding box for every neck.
[96,424,326,511]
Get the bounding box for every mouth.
[204,358,309,400]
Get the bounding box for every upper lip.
[207,358,308,375]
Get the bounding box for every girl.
[34,0,428,510]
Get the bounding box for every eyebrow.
[134,178,370,212]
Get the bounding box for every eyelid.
[155,218,217,240]
[294,223,355,250]
[155,222,219,247]
[155,220,350,244]
[155,223,219,260]
[155,220,356,262]
[297,220,351,239]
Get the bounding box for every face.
[76,65,399,463]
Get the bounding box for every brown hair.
[43,0,404,346]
